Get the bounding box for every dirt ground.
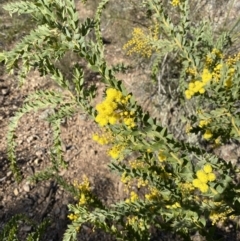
[1,1,240,241]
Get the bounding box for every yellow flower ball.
[108,148,120,159]
[203,164,213,174]
[185,90,192,99]
[108,115,118,125]
[202,68,212,83]
[215,137,221,145]
[199,183,209,193]
[106,88,122,102]
[189,82,195,89]
[196,170,208,183]
[130,191,138,202]
[199,88,205,94]
[95,114,108,126]
[171,0,180,7]
[203,130,213,140]
[199,120,207,128]
[193,81,204,92]
[207,173,216,182]
[96,101,115,115]
[192,179,202,188]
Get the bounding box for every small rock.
[1,87,9,96]
[33,158,41,166]
[55,188,63,198]
[0,176,6,182]
[35,149,44,157]
[27,136,40,143]
[23,184,30,192]
[61,143,66,152]
[13,188,19,196]
[17,139,23,145]
[26,136,34,143]
[21,225,32,232]
[6,171,12,177]
[26,166,34,175]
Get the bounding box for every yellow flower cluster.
[171,0,180,7]
[226,52,240,66]
[179,182,195,194]
[185,68,212,99]
[158,150,167,162]
[92,129,113,145]
[205,48,223,68]
[198,116,213,140]
[121,171,131,184]
[203,129,213,140]
[202,68,212,82]
[120,172,133,193]
[199,119,211,128]
[75,175,90,192]
[68,213,79,221]
[205,55,213,66]
[145,187,160,201]
[108,144,125,159]
[137,178,148,188]
[224,67,235,88]
[186,67,197,77]
[214,136,221,145]
[127,216,138,226]
[212,64,222,82]
[209,208,234,225]
[79,193,88,205]
[149,20,159,41]
[222,52,239,87]
[68,176,92,222]
[95,88,135,128]
[123,28,153,58]
[127,216,145,230]
[185,81,205,99]
[129,159,146,169]
[125,191,138,203]
[185,48,240,99]
[192,164,216,193]
[74,175,91,205]
[166,202,181,209]
[212,48,223,59]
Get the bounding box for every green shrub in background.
[0,214,49,241]
[1,0,240,240]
